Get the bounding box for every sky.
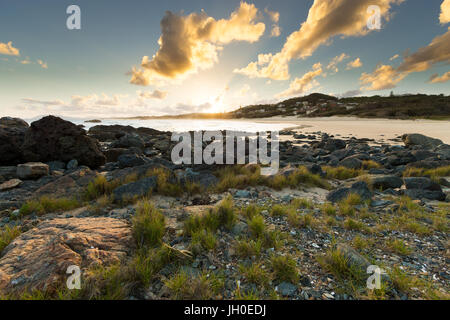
[1,0,450,118]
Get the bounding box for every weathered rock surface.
[0,117,29,128]
[16,162,49,180]
[370,175,403,190]
[33,167,97,199]
[0,179,22,191]
[402,134,444,150]
[327,181,372,203]
[0,126,26,165]
[113,176,158,203]
[0,217,132,294]
[21,116,105,168]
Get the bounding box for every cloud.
[346,57,363,69]
[271,25,281,37]
[265,8,281,37]
[389,54,400,61]
[22,98,65,106]
[95,93,128,106]
[360,26,450,90]
[235,0,403,80]
[37,59,48,69]
[277,63,323,97]
[238,84,251,97]
[337,89,363,98]
[429,71,450,83]
[440,0,450,24]
[138,90,168,100]
[327,53,349,73]
[0,41,20,56]
[20,58,32,65]
[130,2,265,85]
[360,64,407,90]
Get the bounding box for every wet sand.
[252,116,450,144]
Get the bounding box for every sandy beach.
[253,116,450,144]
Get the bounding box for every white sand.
[251,116,450,144]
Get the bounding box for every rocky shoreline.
[0,115,448,300]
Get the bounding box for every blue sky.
[1,0,449,118]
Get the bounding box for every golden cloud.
[440,0,450,24]
[429,71,450,83]
[277,63,323,97]
[346,57,363,69]
[327,53,349,73]
[0,41,20,56]
[138,90,168,100]
[130,2,265,85]
[361,26,450,90]
[235,0,403,80]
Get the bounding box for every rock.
[112,177,157,203]
[404,177,442,191]
[0,126,26,165]
[403,189,446,201]
[235,190,251,198]
[336,244,370,270]
[371,175,403,190]
[46,161,66,172]
[34,167,97,199]
[231,221,248,236]
[0,166,18,180]
[0,179,22,191]
[16,162,49,180]
[402,134,443,150]
[0,117,29,128]
[339,157,362,169]
[327,181,372,203]
[21,116,106,169]
[111,134,145,150]
[434,144,450,160]
[66,159,78,170]
[0,217,132,294]
[277,282,298,297]
[410,150,437,161]
[117,153,149,168]
[174,169,218,188]
[104,148,131,163]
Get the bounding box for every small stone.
[66,159,78,170]
[16,162,49,180]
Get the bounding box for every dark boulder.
[403,189,446,201]
[117,153,149,168]
[327,181,372,203]
[110,133,145,150]
[21,116,106,168]
[371,175,403,190]
[404,177,442,191]
[339,157,363,169]
[0,117,29,128]
[112,176,157,203]
[0,126,26,165]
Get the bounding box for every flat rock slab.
[0,179,22,191]
[0,217,132,294]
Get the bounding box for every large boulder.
[117,153,149,168]
[110,134,145,150]
[21,116,106,168]
[402,134,444,150]
[0,126,26,165]
[16,162,49,180]
[0,217,132,294]
[112,177,157,203]
[327,181,372,203]
[404,177,442,191]
[0,117,28,128]
[371,175,403,190]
